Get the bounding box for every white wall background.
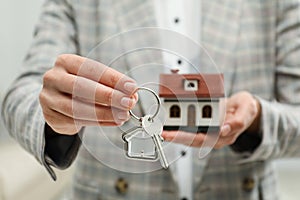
[0,0,43,94]
[0,1,43,139]
[0,1,300,200]
[0,3,74,200]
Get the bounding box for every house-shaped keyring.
[159,70,224,133]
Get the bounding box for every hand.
[39,54,138,135]
[162,91,261,149]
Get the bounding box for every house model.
[159,70,224,133]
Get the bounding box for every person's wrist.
[245,97,261,134]
[230,96,262,153]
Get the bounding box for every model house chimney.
[171,69,180,74]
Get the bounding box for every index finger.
[162,130,206,147]
[56,54,137,94]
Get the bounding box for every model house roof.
[159,73,224,98]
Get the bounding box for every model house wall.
[159,73,224,133]
[163,100,220,127]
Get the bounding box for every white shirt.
[154,0,201,74]
[154,1,201,199]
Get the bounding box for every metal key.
[142,114,169,169]
[122,87,169,168]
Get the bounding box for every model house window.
[170,105,181,118]
[184,80,198,91]
[202,105,212,118]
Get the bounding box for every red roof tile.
[159,74,224,98]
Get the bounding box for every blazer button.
[242,177,255,192]
[115,178,129,194]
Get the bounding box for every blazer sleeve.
[233,0,300,162]
[1,0,80,180]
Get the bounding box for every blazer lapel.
[113,0,164,116]
[191,0,243,188]
[202,0,242,96]
[114,0,157,30]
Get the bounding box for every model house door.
[187,105,196,126]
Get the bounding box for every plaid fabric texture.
[2,0,300,199]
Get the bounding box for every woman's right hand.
[39,54,138,135]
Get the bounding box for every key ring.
[129,87,161,121]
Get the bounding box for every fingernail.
[118,112,129,120]
[161,132,170,141]
[116,121,124,126]
[221,124,231,136]
[124,82,137,93]
[120,97,134,108]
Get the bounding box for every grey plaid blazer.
[2,0,300,199]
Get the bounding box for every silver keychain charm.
[122,87,169,168]
[122,125,157,160]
